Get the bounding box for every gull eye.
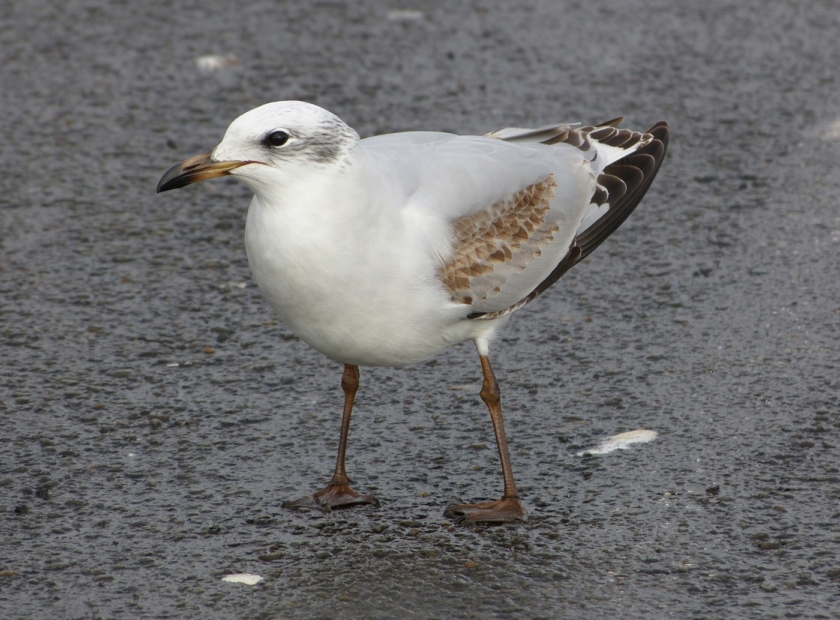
[265,130,290,147]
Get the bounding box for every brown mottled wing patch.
[467,244,581,320]
[441,176,560,307]
[467,120,670,321]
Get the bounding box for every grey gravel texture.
[2,1,840,618]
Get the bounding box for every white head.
[157,101,359,195]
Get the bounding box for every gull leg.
[284,364,378,511]
[445,354,527,524]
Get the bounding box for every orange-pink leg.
[445,354,527,524]
[284,365,377,511]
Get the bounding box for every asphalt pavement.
[1,1,839,618]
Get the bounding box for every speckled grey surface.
[2,1,839,618]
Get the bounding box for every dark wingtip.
[597,116,625,128]
[647,121,670,151]
[574,120,670,260]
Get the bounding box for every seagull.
[157,101,669,523]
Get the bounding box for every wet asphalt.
[2,1,840,618]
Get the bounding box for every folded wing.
[444,119,670,319]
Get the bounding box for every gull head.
[156,101,360,194]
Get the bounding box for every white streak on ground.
[222,574,264,585]
[825,119,840,139]
[387,10,424,21]
[577,429,658,456]
[195,54,239,72]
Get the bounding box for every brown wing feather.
[441,176,560,307]
[466,120,670,320]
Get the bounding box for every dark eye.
[266,130,290,147]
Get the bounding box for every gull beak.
[156,151,250,193]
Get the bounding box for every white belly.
[243,196,491,366]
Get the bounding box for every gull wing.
[361,119,669,318]
[459,119,669,319]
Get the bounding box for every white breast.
[244,188,477,367]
